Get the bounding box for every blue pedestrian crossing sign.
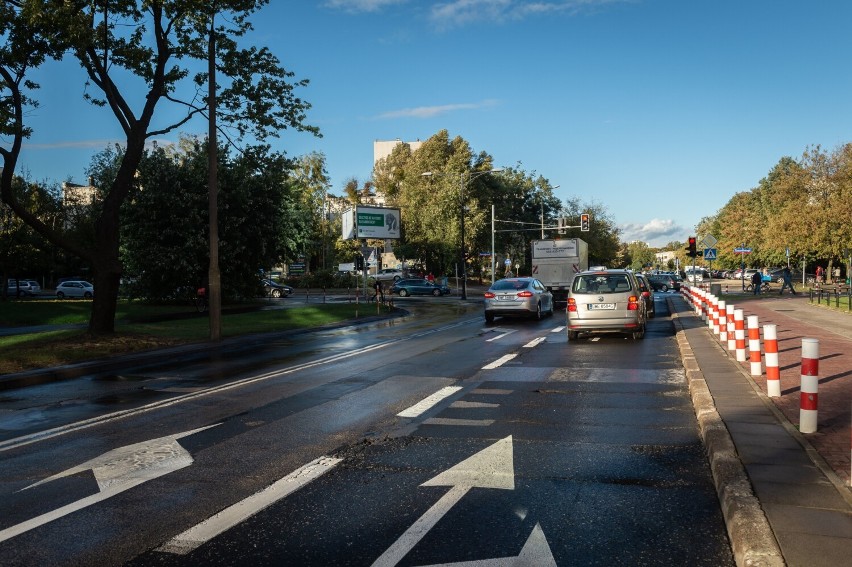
[703,248,717,260]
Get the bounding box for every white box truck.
[531,238,589,305]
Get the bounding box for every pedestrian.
[372,279,383,303]
[834,266,841,283]
[816,265,824,284]
[751,270,762,296]
[427,272,435,283]
[779,266,797,295]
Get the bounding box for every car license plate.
[590,303,615,310]
[498,295,514,301]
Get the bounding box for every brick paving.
[700,291,852,486]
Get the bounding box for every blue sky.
[14,0,852,247]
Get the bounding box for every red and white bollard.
[726,305,736,351]
[747,315,761,376]
[718,300,727,342]
[734,309,746,362]
[764,324,780,397]
[707,294,716,331]
[800,338,819,434]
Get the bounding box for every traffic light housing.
[686,236,697,258]
[580,213,590,232]
[354,255,364,270]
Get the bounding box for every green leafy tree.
[119,138,309,301]
[1,1,318,334]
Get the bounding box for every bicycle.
[745,281,772,293]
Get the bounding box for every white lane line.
[551,326,565,333]
[423,418,495,426]
[523,337,547,348]
[1,318,489,453]
[482,354,517,370]
[157,456,342,555]
[450,401,499,409]
[397,386,462,418]
[486,331,515,342]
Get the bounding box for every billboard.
[356,206,401,240]
[342,209,356,240]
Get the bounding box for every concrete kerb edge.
[670,302,785,567]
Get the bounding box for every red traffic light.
[686,237,697,257]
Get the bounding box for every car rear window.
[491,279,530,291]
[572,274,632,294]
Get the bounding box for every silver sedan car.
[484,277,554,323]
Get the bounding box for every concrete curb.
[670,303,785,567]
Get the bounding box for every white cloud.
[429,0,631,28]
[322,0,408,13]
[374,99,499,119]
[619,218,685,246]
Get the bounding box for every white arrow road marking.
[419,523,557,567]
[482,354,517,370]
[0,424,219,543]
[522,337,546,348]
[371,436,515,567]
[157,455,342,555]
[398,387,463,418]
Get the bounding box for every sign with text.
[532,239,579,259]
[356,206,401,240]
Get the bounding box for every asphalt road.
[0,294,734,566]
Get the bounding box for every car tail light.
[642,291,651,298]
[517,291,533,298]
[567,297,577,312]
[484,292,496,299]
[628,295,640,310]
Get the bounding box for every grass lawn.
[0,299,391,375]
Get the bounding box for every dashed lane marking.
[397,387,463,418]
[482,354,517,370]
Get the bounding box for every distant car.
[6,279,38,296]
[390,278,451,297]
[24,280,41,294]
[647,274,681,292]
[55,280,94,299]
[566,269,647,340]
[483,277,554,323]
[372,268,404,282]
[261,278,293,298]
[635,273,655,319]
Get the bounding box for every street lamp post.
[422,168,502,299]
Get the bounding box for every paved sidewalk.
[672,290,852,567]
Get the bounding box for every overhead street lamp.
[422,168,503,299]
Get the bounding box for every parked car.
[483,277,554,323]
[389,278,451,297]
[566,269,647,340]
[647,273,681,292]
[6,279,37,296]
[635,273,655,319]
[55,280,94,299]
[261,278,293,298]
[372,268,404,282]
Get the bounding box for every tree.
[1,1,318,334]
[560,198,621,267]
[117,138,311,301]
